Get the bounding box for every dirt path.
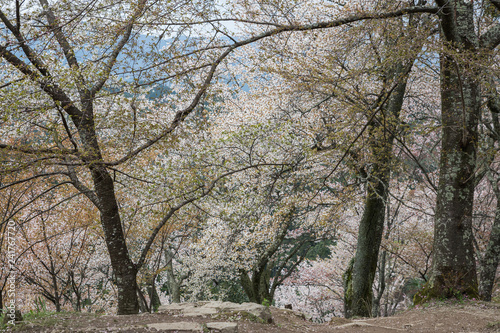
[3,300,499,332]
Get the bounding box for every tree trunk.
[170,282,181,304]
[417,0,480,302]
[240,266,272,305]
[346,62,409,318]
[479,98,500,301]
[479,192,500,301]
[343,258,354,318]
[148,277,162,312]
[50,271,61,312]
[137,285,150,313]
[76,112,139,315]
[164,249,187,303]
[372,251,387,317]
[92,165,139,314]
[349,170,389,317]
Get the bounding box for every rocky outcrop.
[158,301,273,323]
[145,301,272,332]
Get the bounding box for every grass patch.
[3,311,100,331]
[211,310,267,323]
[486,321,500,329]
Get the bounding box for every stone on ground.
[158,301,272,323]
[147,321,203,331]
[206,322,238,333]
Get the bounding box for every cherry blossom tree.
[3,0,500,316]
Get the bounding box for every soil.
[2,300,499,333]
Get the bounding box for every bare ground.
[2,300,499,332]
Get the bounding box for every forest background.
[0,0,499,322]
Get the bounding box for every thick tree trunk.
[343,258,354,318]
[92,165,139,314]
[416,0,480,302]
[372,251,387,317]
[240,266,272,305]
[479,196,500,301]
[348,174,389,317]
[170,283,181,303]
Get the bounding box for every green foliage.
[485,2,500,19]
[34,296,47,313]
[403,278,426,303]
[1,309,56,331]
[342,258,354,318]
[19,310,55,323]
[209,279,250,304]
[305,239,336,260]
[413,276,479,306]
[486,321,500,330]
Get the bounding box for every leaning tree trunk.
[347,168,390,317]
[77,115,139,315]
[345,61,410,318]
[416,0,480,303]
[92,166,138,314]
[148,276,162,312]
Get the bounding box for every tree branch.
[107,5,438,166]
[91,0,148,96]
[0,45,82,119]
[480,22,500,49]
[135,162,290,269]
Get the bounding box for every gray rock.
[220,303,272,323]
[183,306,218,316]
[158,303,190,311]
[147,321,203,331]
[206,322,238,333]
[158,301,272,323]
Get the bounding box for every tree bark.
[164,249,188,303]
[372,250,386,317]
[240,266,272,305]
[137,285,150,313]
[91,165,138,314]
[75,109,139,314]
[417,0,480,302]
[346,62,409,318]
[479,182,500,301]
[148,277,162,312]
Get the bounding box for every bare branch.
[135,162,291,269]
[39,0,85,89]
[0,142,78,157]
[107,5,438,166]
[0,45,82,119]
[91,0,148,96]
